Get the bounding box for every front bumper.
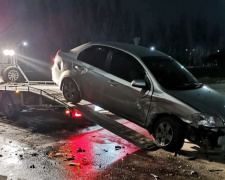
[187,125,225,154]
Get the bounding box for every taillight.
[65,109,70,115]
[53,49,61,63]
[65,109,82,118]
[72,109,82,118]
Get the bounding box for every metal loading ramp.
[75,104,156,150]
[0,83,156,150]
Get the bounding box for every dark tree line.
[145,15,225,66]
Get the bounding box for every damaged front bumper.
[187,125,225,154]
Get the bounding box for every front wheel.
[62,78,81,104]
[152,116,185,152]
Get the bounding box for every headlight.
[192,113,224,127]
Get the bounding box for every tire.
[1,95,20,119]
[152,116,185,152]
[3,67,21,83]
[62,78,81,104]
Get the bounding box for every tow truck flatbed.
[0,82,155,150]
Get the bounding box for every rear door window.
[109,50,145,82]
[77,46,110,70]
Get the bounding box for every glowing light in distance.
[23,41,28,46]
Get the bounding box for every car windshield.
[142,56,202,90]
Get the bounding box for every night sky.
[0,0,224,77]
[138,0,225,24]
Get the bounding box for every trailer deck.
[0,82,155,150]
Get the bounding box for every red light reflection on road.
[60,121,152,179]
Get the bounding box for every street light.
[150,46,155,51]
[23,41,28,46]
[18,41,28,53]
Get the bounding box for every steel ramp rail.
[75,104,156,150]
[0,85,72,108]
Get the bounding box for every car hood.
[166,85,225,121]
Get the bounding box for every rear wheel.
[62,79,81,104]
[153,116,185,152]
[1,95,20,119]
[3,67,21,83]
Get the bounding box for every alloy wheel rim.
[155,122,173,146]
[64,82,76,100]
[8,70,19,81]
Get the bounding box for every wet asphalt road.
[0,83,225,179]
[0,110,225,180]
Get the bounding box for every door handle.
[108,80,117,86]
[75,65,85,71]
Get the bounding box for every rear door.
[103,49,152,125]
[77,46,110,106]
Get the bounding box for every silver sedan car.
[52,42,225,152]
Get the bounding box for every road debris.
[19,154,23,160]
[65,157,75,161]
[49,150,70,158]
[30,165,35,168]
[69,163,80,166]
[77,148,85,152]
[105,174,110,177]
[49,152,56,158]
[115,146,122,150]
[151,173,159,180]
[69,163,81,174]
[188,156,197,160]
[208,169,223,172]
[190,170,198,176]
[55,153,67,157]
[31,153,38,157]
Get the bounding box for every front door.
[103,49,152,125]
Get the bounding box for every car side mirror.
[131,79,146,88]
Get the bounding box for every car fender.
[59,70,83,98]
[3,66,22,75]
[145,89,199,130]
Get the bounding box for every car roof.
[87,42,169,58]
